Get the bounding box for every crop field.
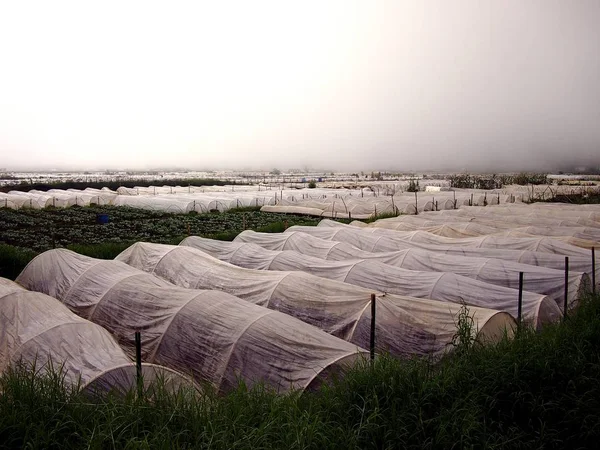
[0,205,323,253]
[1,190,600,449]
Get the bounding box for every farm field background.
[1,180,600,449]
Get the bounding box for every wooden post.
[453,190,457,209]
[517,272,524,324]
[414,191,418,215]
[135,331,143,397]
[370,294,376,362]
[564,257,569,319]
[592,247,596,295]
[470,193,473,206]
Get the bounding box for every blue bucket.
[96,214,109,224]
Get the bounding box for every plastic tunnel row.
[0,278,191,396]
[15,250,367,393]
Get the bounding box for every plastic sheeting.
[465,204,600,222]
[181,237,560,328]
[314,220,591,258]
[368,215,600,243]
[234,231,590,307]
[369,218,599,249]
[116,242,515,357]
[16,249,364,393]
[434,205,600,225]
[405,210,600,230]
[6,191,52,209]
[113,195,197,213]
[0,278,190,396]
[312,221,596,272]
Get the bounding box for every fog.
[1,1,599,172]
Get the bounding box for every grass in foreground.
[2,293,600,449]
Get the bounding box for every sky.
[1,0,599,172]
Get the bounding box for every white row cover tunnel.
[314,220,592,258]
[305,220,598,279]
[0,185,521,215]
[0,278,190,396]
[2,184,598,217]
[366,214,600,243]
[115,242,515,357]
[16,249,365,393]
[182,236,560,328]
[234,231,590,309]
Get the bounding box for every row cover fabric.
[424,207,600,228]
[469,204,600,221]
[16,250,364,393]
[367,218,598,250]
[436,205,600,224]
[368,214,600,243]
[234,231,589,307]
[116,242,515,357]
[315,220,591,258]
[352,221,598,284]
[0,278,189,396]
[313,220,596,273]
[314,222,595,298]
[181,237,560,328]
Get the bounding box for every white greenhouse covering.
[367,214,600,243]
[0,278,189,396]
[350,224,597,282]
[181,237,560,328]
[430,208,600,229]
[116,242,515,357]
[367,218,599,250]
[420,209,600,229]
[113,195,198,213]
[313,220,591,258]
[436,204,600,222]
[16,249,364,393]
[234,231,590,306]
[310,221,593,264]
[6,191,53,209]
[0,193,29,209]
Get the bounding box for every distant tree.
[406,178,419,192]
[270,168,281,175]
[308,180,317,188]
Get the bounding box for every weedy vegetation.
[1,294,599,449]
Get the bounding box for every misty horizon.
[1,1,599,173]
